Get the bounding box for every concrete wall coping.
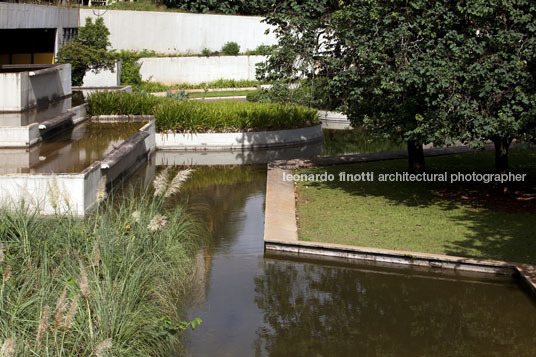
[263,150,536,297]
[91,116,323,150]
[157,124,323,151]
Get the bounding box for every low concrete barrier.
[0,123,40,147]
[156,124,323,151]
[318,111,352,130]
[0,162,102,216]
[101,120,155,184]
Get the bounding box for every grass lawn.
[188,90,257,98]
[296,148,536,264]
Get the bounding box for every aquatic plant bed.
[294,149,536,264]
[0,187,201,355]
[87,91,319,133]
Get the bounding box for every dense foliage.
[87,91,319,132]
[246,79,340,110]
[259,0,536,173]
[0,188,201,355]
[221,42,240,56]
[56,18,115,86]
[444,1,536,172]
[163,0,273,15]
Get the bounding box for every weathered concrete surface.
[264,167,298,242]
[318,111,352,130]
[82,61,121,87]
[0,64,71,112]
[80,9,276,54]
[138,56,266,84]
[100,120,155,184]
[0,3,78,29]
[265,240,515,275]
[156,124,323,151]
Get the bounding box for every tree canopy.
[56,17,115,86]
[259,0,536,173]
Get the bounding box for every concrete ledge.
[318,110,352,130]
[265,240,515,276]
[156,124,323,151]
[100,119,156,184]
[91,115,154,123]
[0,123,41,147]
[155,141,321,166]
[264,168,298,242]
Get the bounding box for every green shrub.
[201,48,211,57]
[87,91,319,133]
[56,18,114,86]
[246,79,341,110]
[115,50,143,86]
[221,42,240,56]
[245,44,276,56]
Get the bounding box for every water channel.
[126,128,536,356]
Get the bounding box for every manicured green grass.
[188,90,257,98]
[296,148,536,264]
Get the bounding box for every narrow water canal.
[128,129,536,356]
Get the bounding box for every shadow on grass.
[298,148,536,264]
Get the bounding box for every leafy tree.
[259,0,463,173]
[56,18,114,86]
[445,1,536,173]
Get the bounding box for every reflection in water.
[120,136,536,356]
[0,122,143,174]
[255,256,536,356]
[161,165,536,357]
[322,128,404,156]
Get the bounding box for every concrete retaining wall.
[0,3,78,29]
[155,142,322,166]
[0,64,71,111]
[0,123,40,148]
[0,162,102,216]
[156,124,323,151]
[80,9,276,54]
[138,56,266,84]
[82,61,121,87]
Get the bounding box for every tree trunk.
[492,137,512,173]
[407,141,425,174]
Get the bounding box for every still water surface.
[125,129,536,356]
[176,165,536,356]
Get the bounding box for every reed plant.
[87,91,319,133]
[0,170,202,356]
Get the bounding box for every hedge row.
[87,91,319,133]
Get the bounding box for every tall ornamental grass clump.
[0,169,202,356]
[87,91,319,133]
